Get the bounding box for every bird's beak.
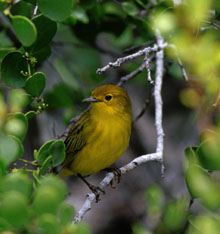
[82,97,101,103]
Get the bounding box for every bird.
[60,84,132,199]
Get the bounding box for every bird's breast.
[70,113,131,176]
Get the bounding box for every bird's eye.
[105,95,112,101]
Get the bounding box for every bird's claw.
[87,184,105,202]
[105,167,122,188]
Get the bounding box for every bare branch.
[155,29,165,176]
[144,51,154,84]
[133,99,151,123]
[73,152,162,223]
[169,44,188,81]
[97,43,168,74]
[33,5,39,18]
[117,54,154,87]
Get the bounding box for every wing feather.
[62,108,91,169]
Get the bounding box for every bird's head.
[83,85,131,116]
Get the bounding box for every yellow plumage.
[60,85,132,178]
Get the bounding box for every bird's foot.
[77,174,105,202]
[87,184,105,202]
[104,167,122,188]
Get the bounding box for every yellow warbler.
[60,85,132,180]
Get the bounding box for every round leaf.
[49,140,66,167]
[5,112,28,141]
[25,72,46,97]
[197,139,220,171]
[0,135,24,167]
[9,89,31,111]
[11,1,32,18]
[122,2,138,16]
[35,140,55,165]
[0,171,32,198]
[0,191,29,227]
[37,0,73,21]
[1,51,28,88]
[33,186,63,215]
[32,14,57,49]
[12,15,37,47]
[37,213,60,234]
[57,202,74,225]
[39,155,53,175]
[40,175,67,200]
[185,165,220,209]
[185,165,211,199]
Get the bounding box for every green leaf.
[25,72,46,97]
[57,202,74,225]
[187,215,220,234]
[163,199,188,231]
[35,140,55,165]
[0,134,24,167]
[11,15,37,47]
[37,0,73,21]
[144,184,164,214]
[49,140,66,167]
[71,222,91,234]
[0,159,6,177]
[185,165,220,209]
[185,165,211,199]
[9,89,31,111]
[39,155,53,175]
[0,48,15,65]
[122,2,139,16]
[33,186,61,215]
[1,51,28,88]
[197,138,220,171]
[0,217,11,232]
[184,146,199,164]
[71,8,89,24]
[25,110,37,120]
[37,213,60,234]
[0,191,29,227]
[32,14,57,49]
[0,171,32,198]
[5,112,28,141]
[30,44,51,64]
[11,1,32,18]
[40,175,67,200]
[33,175,67,215]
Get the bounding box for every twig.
[33,5,38,17]
[144,51,153,84]
[96,42,168,74]
[133,97,152,123]
[117,54,154,87]
[73,152,162,223]
[73,30,166,222]
[213,90,220,107]
[169,44,188,81]
[155,29,165,176]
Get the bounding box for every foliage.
[0,0,220,233]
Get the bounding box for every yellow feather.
[60,85,132,178]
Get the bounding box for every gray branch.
[73,152,162,223]
[154,29,165,175]
[97,43,168,74]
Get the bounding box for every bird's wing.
[62,108,91,169]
